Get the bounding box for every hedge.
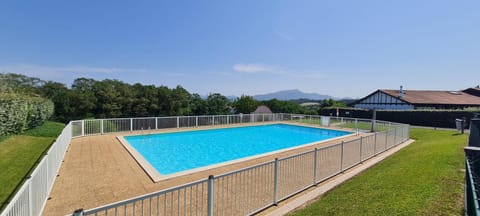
[320,107,480,128]
[0,94,54,136]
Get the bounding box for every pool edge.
[118,122,357,182]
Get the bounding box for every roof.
[379,89,480,105]
[463,88,480,98]
[252,105,273,114]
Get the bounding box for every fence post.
[313,148,318,185]
[340,141,345,172]
[177,116,180,128]
[73,209,85,216]
[196,116,199,127]
[207,175,214,216]
[155,117,158,130]
[359,136,363,162]
[81,120,85,136]
[45,157,49,196]
[373,133,377,155]
[28,180,33,216]
[394,127,397,145]
[273,158,279,205]
[385,130,388,150]
[355,119,359,135]
[130,118,133,131]
[100,119,104,134]
[408,125,410,140]
[212,116,215,126]
[262,114,265,122]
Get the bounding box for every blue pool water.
[124,124,350,175]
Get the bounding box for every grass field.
[290,128,466,216]
[291,118,391,131]
[0,121,64,210]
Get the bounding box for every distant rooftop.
[252,105,273,114]
[380,89,480,105]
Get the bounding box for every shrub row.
[0,94,54,136]
[320,107,480,128]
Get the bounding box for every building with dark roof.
[463,87,480,97]
[354,86,480,110]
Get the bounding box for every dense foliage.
[1,73,318,122]
[232,95,259,114]
[0,94,54,136]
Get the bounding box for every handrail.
[1,113,410,216]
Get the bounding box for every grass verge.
[0,121,64,210]
[291,119,390,131]
[289,128,466,215]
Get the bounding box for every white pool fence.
[0,114,409,216]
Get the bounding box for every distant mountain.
[253,89,334,101]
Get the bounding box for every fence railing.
[70,114,403,138]
[465,147,480,216]
[0,114,409,216]
[70,114,288,137]
[76,117,409,216]
[0,123,72,216]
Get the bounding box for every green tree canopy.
[205,93,230,115]
[233,95,259,114]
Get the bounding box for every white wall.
[354,91,413,110]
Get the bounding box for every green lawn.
[0,121,64,210]
[291,118,390,131]
[290,128,466,216]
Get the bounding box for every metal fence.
[77,118,409,216]
[70,114,286,137]
[0,123,72,216]
[1,114,409,216]
[465,147,480,216]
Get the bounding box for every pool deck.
[43,122,370,215]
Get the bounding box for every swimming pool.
[122,124,351,178]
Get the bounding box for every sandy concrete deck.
[42,122,368,215]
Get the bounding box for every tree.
[263,99,304,114]
[0,73,45,94]
[169,85,192,116]
[233,95,259,114]
[205,93,230,115]
[320,99,346,108]
[39,81,71,122]
[92,79,124,118]
[70,78,98,119]
[1,73,244,121]
[191,93,207,115]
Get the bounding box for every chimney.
[399,85,404,98]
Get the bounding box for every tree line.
[1,73,320,122]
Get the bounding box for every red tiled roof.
[380,89,480,105]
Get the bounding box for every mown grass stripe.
[289,128,466,216]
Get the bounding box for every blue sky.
[1,0,479,98]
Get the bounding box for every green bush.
[0,94,54,136]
